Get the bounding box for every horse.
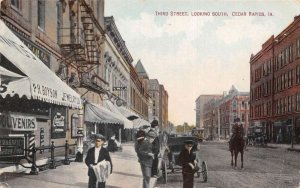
[229,124,245,168]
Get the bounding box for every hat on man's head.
[235,117,240,122]
[151,120,159,128]
[148,130,157,138]
[94,134,106,141]
[184,140,194,145]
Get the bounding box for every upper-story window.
[297,37,300,58]
[11,0,20,10]
[38,0,46,30]
[232,100,237,110]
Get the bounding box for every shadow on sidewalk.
[112,171,143,178]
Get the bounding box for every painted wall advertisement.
[51,106,66,139]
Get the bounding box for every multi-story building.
[148,79,169,131]
[159,84,168,131]
[203,98,220,140]
[219,86,250,139]
[149,79,160,123]
[104,16,132,106]
[250,15,300,144]
[134,60,153,122]
[195,95,222,128]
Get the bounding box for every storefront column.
[75,108,84,162]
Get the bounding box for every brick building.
[250,15,300,144]
[219,86,250,139]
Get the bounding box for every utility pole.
[218,107,221,141]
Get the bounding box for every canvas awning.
[118,106,139,120]
[103,100,133,129]
[133,118,151,129]
[0,20,81,108]
[0,66,25,82]
[85,103,123,125]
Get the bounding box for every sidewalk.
[0,142,156,188]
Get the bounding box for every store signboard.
[0,136,25,157]
[0,112,37,131]
[51,106,66,139]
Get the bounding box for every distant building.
[219,86,250,139]
[195,95,222,128]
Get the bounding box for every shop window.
[38,0,46,30]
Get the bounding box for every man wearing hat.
[178,140,198,188]
[85,134,113,188]
[135,130,155,188]
[150,120,160,177]
[229,117,240,150]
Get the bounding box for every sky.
[105,0,300,126]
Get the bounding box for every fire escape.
[58,0,107,94]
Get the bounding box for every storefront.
[0,20,81,161]
[84,102,124,142]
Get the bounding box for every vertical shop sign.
[51,106,66,139]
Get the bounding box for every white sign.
[0,112,37,131]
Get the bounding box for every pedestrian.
[178,140,198,188]
[135,130,155,188]
[150,120,160,177]
[107,134,118,152]
[85,134,113,188]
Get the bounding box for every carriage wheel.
[161,161,168,184]
[196,159,200,178]
[202,161,208,182]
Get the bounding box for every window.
[38,0,46,30]
[232,100,237,109]
[289,45,294,63]
[296,93,300,112]
[11,0,20,10]
[285,48,289,64]
[297,66,300,84]
[297,38,300,57]
[288,96,292,112]
[56,1,63,44]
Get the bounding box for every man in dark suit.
[85,134,113,188]
[178,140,197,188]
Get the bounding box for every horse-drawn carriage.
[159,135,208,184]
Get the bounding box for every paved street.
[0,142,156,188]
[157,141,300,188]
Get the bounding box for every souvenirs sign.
[0,112,37,131]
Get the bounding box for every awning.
[103,100,133,129]
[133,118,151,129]
[85,103,123,125]
[118,106,139,120]
[0,66,25,82]
[0,20,81,109]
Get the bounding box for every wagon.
[159,135,208,184]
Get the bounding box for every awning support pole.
[75,108,84,162]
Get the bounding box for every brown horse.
[229,124,245,168]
